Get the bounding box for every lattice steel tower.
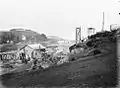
[75,27,81,44]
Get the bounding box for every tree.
[0,32,21,44]
[41,33,47,39]
[0,32,11,44]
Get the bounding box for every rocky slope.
[0,29,118,88]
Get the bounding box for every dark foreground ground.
[0,43,118,88]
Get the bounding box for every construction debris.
[0,29,118,75]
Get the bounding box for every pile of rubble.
[30,29,118,70]
[68,29,118,61]
[30,51,69,70]
[0,50,69,75]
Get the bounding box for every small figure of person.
[0,54,3,62]
[30,56,38,70]
[20,53,27,64]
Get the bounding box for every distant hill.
[10,29,48,43]
[0,28,48,44]
[0,28,73,46]
[45,36,64,44]
[47,36,64,41]
[46,36,75,46]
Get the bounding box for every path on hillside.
[0,48,117,88]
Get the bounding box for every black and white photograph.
[0,0,119,88]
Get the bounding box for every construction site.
[0,21,119,88]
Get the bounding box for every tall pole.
[76,28,78,44]
[75,27,81,44]
[79,27,81,43]
[102,12,105,32]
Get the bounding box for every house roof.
[0,44,18,52]
[0,50,18,54]
[28,43,45,49]
[0,43,45,54]
[17,44,27,49]
[0,43,28,54]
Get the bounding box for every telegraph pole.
[102,12,105,32]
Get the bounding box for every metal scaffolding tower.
[75,27,81,44]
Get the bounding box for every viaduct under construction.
[75,12,105,44]
[75,27,95,44]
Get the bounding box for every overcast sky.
[0,0,120,40]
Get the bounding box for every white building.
[22,35,26,41]
[28,43,46,49]
[18,44,43,60]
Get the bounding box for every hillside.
[0,29,68,45]
[46,36,64,44]
[0,29,118,87]
[0,43,117,87]
[47,36,64,41]
[10,28,47,43]
[0,29,48,44]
